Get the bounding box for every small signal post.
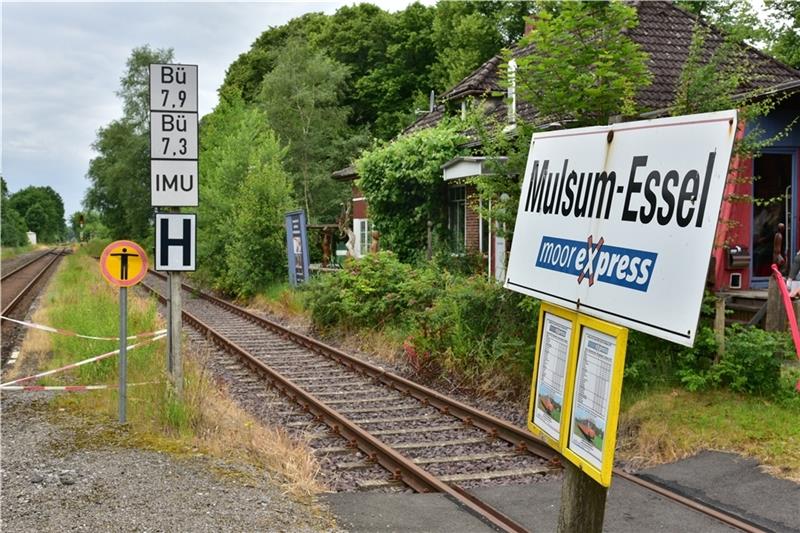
[99,240,149,423]
[150,63,199,398]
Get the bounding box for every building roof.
[331,165,357,181]
[405,1,800,133]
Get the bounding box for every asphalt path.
[326,451,798,532]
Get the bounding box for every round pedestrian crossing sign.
[100,240,148,287]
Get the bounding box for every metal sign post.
[168,270,182,396]
[118,287,127,423]
[99,240,148,424]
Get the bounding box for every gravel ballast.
[0,394,341,532]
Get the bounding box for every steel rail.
[2,249,64,316]
[1,248,58,282]
[140,277,529,533]
[145,270,766,533]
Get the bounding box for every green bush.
[677,324,788,395]
[303,251,443,329]
[407,275,539,381]
[356,120,467,261]
[303,251,539,387]
[623,330,681,389]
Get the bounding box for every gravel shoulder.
[0,393,341,532]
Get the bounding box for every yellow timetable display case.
[527,302,628,487]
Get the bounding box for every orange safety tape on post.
[0,382,160,392]
[0,334,166,389]
[770,264,800,392]
[0,316,166,341]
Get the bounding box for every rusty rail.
[2,248,65,316]
[1,248,59,282]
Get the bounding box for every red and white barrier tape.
[0,381,160,392]
[0,334,166,389]
[0,316,166,341]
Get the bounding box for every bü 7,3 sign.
[505,110,737,346]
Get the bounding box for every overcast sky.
[2,1,424,218]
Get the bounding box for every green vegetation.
[39,251,175,430]
[513,1,652,127]
[85,45,173,242]
[303,252,539,390]
[619,388,800,480]
[2,177,67,245]
[196,93,293,297]
[356,120,467,261]
[257,37,363,222]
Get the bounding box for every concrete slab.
[639,451,799,533]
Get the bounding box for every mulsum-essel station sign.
[505,110,737,346]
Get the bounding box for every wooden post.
[557,461,607,533]
[766,275,786,331]
[714,296,726,363]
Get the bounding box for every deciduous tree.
[84,45,173,240]
[257,38,363,222]
[513,1,652,127]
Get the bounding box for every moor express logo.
[535,235,658,292]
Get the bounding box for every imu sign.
[504,110,737,347]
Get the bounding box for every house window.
[354,218,371,257]
[448,186,466,252]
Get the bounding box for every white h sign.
[504,110,737,346]
[155,213,196,271]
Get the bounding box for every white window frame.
[353,218,371,258]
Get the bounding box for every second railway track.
[140,270,768,533]
[1,247,69,365]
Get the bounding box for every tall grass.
[10,247,324,497]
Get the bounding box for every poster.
[284,210,310,285]
[567,326,617,470]
[532,312,572,441]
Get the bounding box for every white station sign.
[150,111,198,160]
[505,110,737,346]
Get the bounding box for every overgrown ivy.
[356,119,467,261]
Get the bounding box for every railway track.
[1,247,68,365]
[140,270,768,533]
